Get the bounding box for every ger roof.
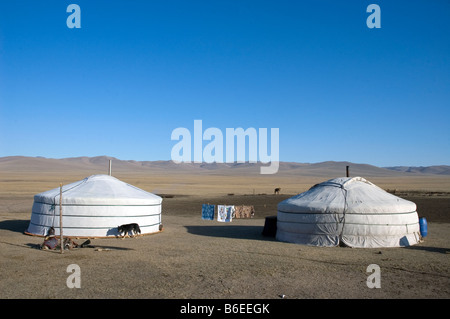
[277,177,416,214]
[34,174,162,206]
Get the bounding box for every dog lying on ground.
[117,223,141,238]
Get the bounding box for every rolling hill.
[1,156,449,177]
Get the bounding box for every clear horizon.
[1,1,449,167]
[1,154,449,169]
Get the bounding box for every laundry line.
[201,204,255,222]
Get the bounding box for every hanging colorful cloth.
[234,205,255,218]
[217,205,234,222]
[226,205,235,222]
[201,204,215,220]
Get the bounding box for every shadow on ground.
[0,219,29,234]
[405,244,449,254]
[185,225,276,241]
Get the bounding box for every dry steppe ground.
[0,171,449,300]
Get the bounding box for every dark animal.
[274,187,281,195]
[118,223,141,238]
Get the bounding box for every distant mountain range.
[1,156,449,177]
[384,165,450,175]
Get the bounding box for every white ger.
[26,175,162,238]
[276,177,421,248]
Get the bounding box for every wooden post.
[346,166,350,177]
[60,183,63,254]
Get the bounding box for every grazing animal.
[274,187,281,195]
[117,223,141,238]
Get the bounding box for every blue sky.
[0,1,449,166]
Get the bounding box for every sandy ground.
[0,191,449,300]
